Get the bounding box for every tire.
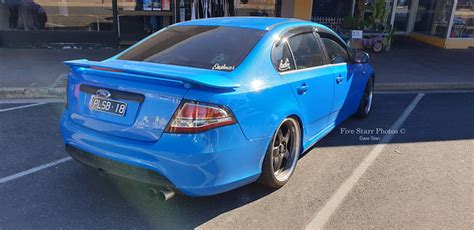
[258,117,301,188]
[372,42,383,53]
[355,77,374,118]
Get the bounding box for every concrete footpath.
[0,48,120,98]
[1,42,473,98]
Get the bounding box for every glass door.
[391,0,413,33]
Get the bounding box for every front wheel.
[258,117,301,188]
[355,77,374,118]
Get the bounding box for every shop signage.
[351,30,363,39]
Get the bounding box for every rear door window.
[272,41,295,72]
[117,26,266,72]
[287,33,325,69]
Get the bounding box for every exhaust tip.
[148,187,175,201]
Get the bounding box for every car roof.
[174,17,308,31]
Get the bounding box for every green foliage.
[342,16,365,30]
[366,0,391,32]
[385,25,395,46]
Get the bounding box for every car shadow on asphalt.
[76,167,276,229]
[305,93,474,152]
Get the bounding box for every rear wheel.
[355,77,374,118]
[258,117,301,188]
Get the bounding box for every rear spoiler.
[64,59,240,90]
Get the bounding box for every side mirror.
[354,51,369,63]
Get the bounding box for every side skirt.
[302,123,336,152]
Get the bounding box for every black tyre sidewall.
[355,77,374,118]
[258,118,300,188]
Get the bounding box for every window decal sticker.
[212,63,235,71]
[278,58,292,71]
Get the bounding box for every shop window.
[234,0,277,17]
[117,0,174,43]
[312,0,352,18]
[287,33,325,70]
[414,0,455,38]
[0,0,113,31]
[449,0,474,38]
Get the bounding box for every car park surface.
[0,92,472,229]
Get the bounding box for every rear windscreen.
[117,26,267,72]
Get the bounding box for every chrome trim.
[280,62,347,75]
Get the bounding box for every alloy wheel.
[364,80,373,114]
[271,118,301,182]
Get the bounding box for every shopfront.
[311,0,474,48]
[409,0,474,48]
[0,0,281,47]
[391,0,474,48]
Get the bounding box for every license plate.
[90,96,127,116]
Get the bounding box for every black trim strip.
[80,84,145,103]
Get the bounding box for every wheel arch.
[288,114,305,155]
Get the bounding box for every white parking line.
[0,157,72,184]
[0,98,63,104]
[0,103,46,113]
[305,93,425,230]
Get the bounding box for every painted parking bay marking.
[0,157,72,184]
[0,103,46,113]
[305,93,425,230]
[0,101,71,184]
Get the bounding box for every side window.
[321,36,349,63]
[272,41,295,72]
[287,33,325,69]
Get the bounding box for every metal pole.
[446,0,458,40]
[351,0,356,17]
[390,0,398,27]
[112,0,119,47]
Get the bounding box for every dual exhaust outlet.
[148,187,175,201]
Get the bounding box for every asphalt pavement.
[0,92,472,229]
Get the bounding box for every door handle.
[336,75,343,84]
[297,83,308,95]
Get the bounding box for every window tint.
[117,26,266,71]
[321,37,349,63]
[287,33,324,69]
[272,42,295,72]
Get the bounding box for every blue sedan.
[60,17,374,199]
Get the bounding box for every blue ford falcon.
[60,17,374,199]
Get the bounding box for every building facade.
[309,0,474,48]
[0,0,472,48]
[0,0,286,47]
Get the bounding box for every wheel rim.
[373,43,383,52]
[271,118,301,182]
[364,80,373,114]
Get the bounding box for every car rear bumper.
[59,111,271,196]
[65,144,176,189]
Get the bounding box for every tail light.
[165,101,236,133]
